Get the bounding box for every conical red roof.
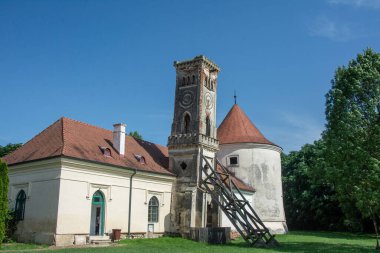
[217,104,276,146]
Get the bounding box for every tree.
[324,48,380,249]
[282,140,344,231]
[129,131,143,140]
[0,144,22,158]
[0,160,9,245]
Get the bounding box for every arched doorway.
[90,191,105,235]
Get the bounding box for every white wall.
[217,143,287,234]
[219,190,254,230]
[55,158,174,243]
[8,159,61,244]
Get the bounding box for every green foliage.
[0,160,9,245]
[282,140,344,231]
[129,131,143,140]
[0,144,22,158]
[3,211,17,243]
[324,49,380,241]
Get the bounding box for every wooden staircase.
[199,152,279,247]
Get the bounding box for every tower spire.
[234,90,237,105]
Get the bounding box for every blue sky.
[1,0,379,153]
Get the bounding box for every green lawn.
[0,242,47,251]
[1,231,378,253]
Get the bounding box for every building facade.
[3,55,286,246]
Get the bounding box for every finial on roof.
[234,90,237,105]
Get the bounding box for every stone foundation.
[189,227,231,244]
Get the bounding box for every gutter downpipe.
[128,169,137,238]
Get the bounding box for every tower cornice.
[174,55,220,72]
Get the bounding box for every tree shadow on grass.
[275,242,375,253]
[223,241,375,253]
[287,231,375,241]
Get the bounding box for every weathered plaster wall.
[217,143,287,234]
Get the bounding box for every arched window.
[187,76,190,85]
[148,196,159,222]
[15,190,26,221]
[182,77,186,86]
[192,75,195,84]
[206,116,211,137]
[184,114,190,134]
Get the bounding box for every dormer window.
[99,146,112,157]
[228,155,239,167]
[134,154,146,165]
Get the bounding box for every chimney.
[113,123,126,156]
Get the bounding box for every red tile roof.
[2,117,172,176]
[2,117,254,191]
[217,104,277,146]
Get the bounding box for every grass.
[0,242,47,251]
[1,231,378,252]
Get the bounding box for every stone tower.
[168,55,220,235]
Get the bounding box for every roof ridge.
[237,106,251,139]
[61,117,112,133]
[61,117,66,155]
[60,117,167,149]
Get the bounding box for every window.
[228,156,239,166]
[148,196,159,222]
[184,114,190,134]
[134,154,146,165]
[99,146,111,157]
[15,190,26,221]
[206,116,211,137]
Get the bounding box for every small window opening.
[187,76,190,85]
[192,75,195,84]
[229,156,239,166]
[184,114,190,134]
[180,162,187,170]
[182,77,186,85]
[206,116,211,137]
[134,154,146,164]
[99,146,111,157]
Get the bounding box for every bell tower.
[168,55,220,235]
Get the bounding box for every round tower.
[216,104,287,234]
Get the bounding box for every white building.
[2,56,286,246]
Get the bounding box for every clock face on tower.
[179,90,194,109]
[205,92,213,110]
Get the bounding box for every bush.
[3,211,17,243]
[0,160,9,245]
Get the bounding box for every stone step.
[88,235,112,245]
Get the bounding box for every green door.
[92,191,105,235]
